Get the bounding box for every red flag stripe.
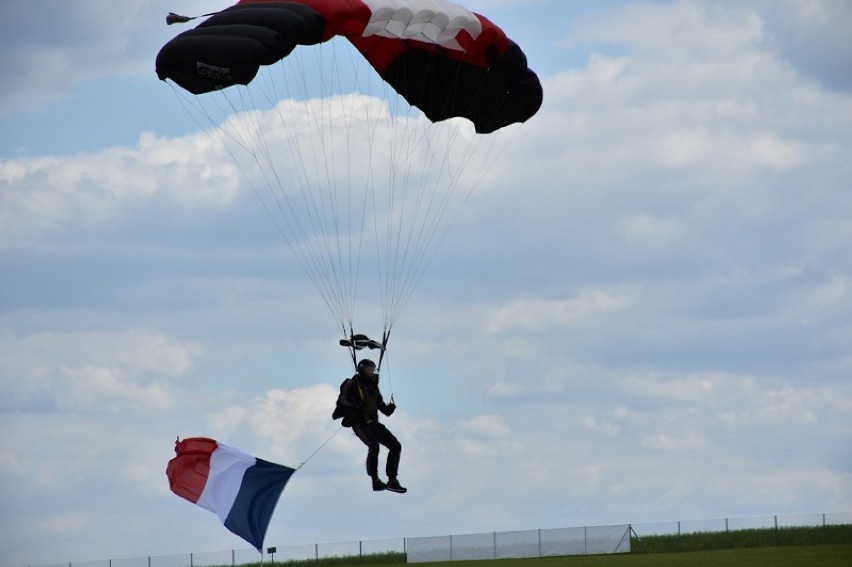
[166,437,218,504]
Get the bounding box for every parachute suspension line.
[169,72,353,330]
[226,82,350,328]
[275,72,350,327]
[374,76,397,332]
[385,46,529,326]
[248,47,357,330]
[311,44,351,325]
[338,41,377,332]
[401,71,453,324]
[373,55,474,330]
[272,43,377,331]
[165,82,323,305]
[386,79,425,331]
[331,41,385,333]
[295,425,344,472]
[373,63,441,332]
[276,53,348,324]
[168,34,530,341]
[167,85,287,249]
[295,47,495,335]
[345,47,415,334]
[333,43,356,329]
[399,76,526,309]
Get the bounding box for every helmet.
[357,359,376,372]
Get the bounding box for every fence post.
[725,518,731,548]
[538,528,542,558]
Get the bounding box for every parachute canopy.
[155,0,543,345]
[155,0,542,134]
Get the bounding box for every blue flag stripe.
[223,458,296,550]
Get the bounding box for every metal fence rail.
[631,511,852,539]
[406,524,631,563]
[31,511,852,567]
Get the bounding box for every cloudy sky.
[2,0,852,565]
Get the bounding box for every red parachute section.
[156,0,542,133]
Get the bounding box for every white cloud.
[0,132,242,243]
[539,2,851,192]
[582,415,621,436]
[752,0,852,92]
[0,329,201,411]
[458,414,512,437]
[0,0,215,113]
[209,384,339,461]
[640,430,707,451]
[485,288,633,334]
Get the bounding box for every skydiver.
[336,359,407,493]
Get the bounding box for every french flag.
[167,437,296,551]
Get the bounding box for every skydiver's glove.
[381,403,396,416]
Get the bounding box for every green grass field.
[247,526,852,567]
[285,545,850,567]
[411,545,852,566]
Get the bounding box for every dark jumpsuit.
[341,374,402,480]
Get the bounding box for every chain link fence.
[31,511,851,567]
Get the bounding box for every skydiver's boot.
[372,477,387,491]
[386,477,407,493]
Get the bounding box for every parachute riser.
[346,325,358,372]
[339,331,386,372]
[376,328,391,373]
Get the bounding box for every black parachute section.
[156,3,327,94]
[156,0,542,133]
